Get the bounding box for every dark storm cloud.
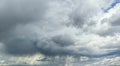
[37,34,75,56]
[4,38,38,55]
[3,34,76,56]
[0,0,48,40]
[0,0,78,56]
[52,34,74,47]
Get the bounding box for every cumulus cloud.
[0,0,120,62]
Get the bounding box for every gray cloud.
[0,0,48,40]
[52,34,75,47]
[1,0,120,59]
[4,38,38,55]
[98,26,120,36]
[110,12,120,26]
[3,34,76,56]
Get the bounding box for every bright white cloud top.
[0,0,120,66]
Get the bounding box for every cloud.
[52,34,75,47]
[0,0,48,40]
[0,0,120,60]
[4,38,38,55]
[87,56,120,66]
[97,3,120,36]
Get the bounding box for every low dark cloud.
[3,34,76,56]
[0,0,48,40]
[4,38,38,55]
[52,34,74,47]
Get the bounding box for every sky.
[104,0,120,12]
[0,0,120,66]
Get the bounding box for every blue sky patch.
[104,0,120,12]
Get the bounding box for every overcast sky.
[0,0,120,66]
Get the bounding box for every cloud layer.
[0,0,120,59]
